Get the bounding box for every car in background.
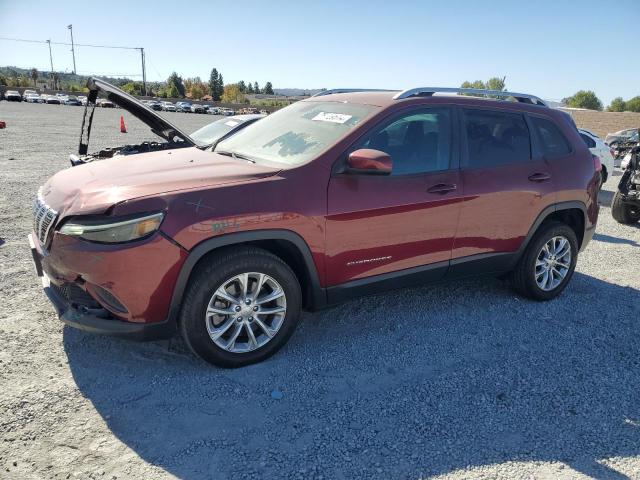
[220,107,234,116]
[78,96,88,106]
[191,104,206,114]
[25,93,43,103]
[64,96,83,106]
[175,101,192,113]
[147,100,163,111]
[56,93,69,103]
[190,113,266,148]
[161,101,176,112]
[5,90,22,101]
[259,109,268,115]
[578,129,614,185]
[45,95,61,105]
[22,89,37,100]
[96,98,115,108]
[605,128,638,147]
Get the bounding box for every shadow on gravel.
[64,273,640,479]
[594,232,639,247]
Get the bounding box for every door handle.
[427,183,457,194]
[528,172,551,182]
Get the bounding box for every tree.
[607,97,626,112]
[52,72,59,90]
[238,80,246,93]
[246,82,254,94]
[121,81,144,96]
[214,73,224,101]
[221,84,245,103]
[485,77,506,92]
[208,68,219,97]
[461,80,486,90]
[167,72,185,97]
[190,83,205,100]
[625,96,640,113]
[254,81,260,94]
[263,81,274,95]
[563,90,603,111]
[30,68,38,87]
[0,74,6,86]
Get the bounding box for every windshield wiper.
[216,150,256,163]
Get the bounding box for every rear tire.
[510,221,578,301]
[179,247,302,368]
[611,190,640,224]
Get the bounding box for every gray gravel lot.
[1,101,640,480]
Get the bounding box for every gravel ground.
[1,101,640,480]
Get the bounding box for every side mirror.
[347,149,392,175]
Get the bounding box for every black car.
[65,96,82,106]
[148,101,163,111]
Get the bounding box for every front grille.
[32,188,58,246]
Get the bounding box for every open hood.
[78,77,195,155]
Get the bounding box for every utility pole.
[47,39,54,89]
[67,24,76,74]
[139,47,147,96]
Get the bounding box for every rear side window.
[463,109,531,168]
[531,117,572,157]
[579,132,596,148]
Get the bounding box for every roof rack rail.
[312,88,396,97]
[393,87,547,106]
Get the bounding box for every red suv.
[30,80,599,367]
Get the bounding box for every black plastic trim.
[166,230,327,327]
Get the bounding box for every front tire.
[510,222,578,301]
[179,247,302,368]
[611,190,640,224]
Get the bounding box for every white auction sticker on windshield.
[225,120,239,127]
[312,112,353,124]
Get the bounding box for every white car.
[22,89,37,100]
[578,129,614,184]
[161,101,176,112]
[25,93,42,103]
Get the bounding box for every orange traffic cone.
[120,115,127,133]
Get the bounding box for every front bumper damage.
[29,232,186,341]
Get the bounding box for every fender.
[165,229,327,329]
[511,200,590,266]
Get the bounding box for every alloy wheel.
[205,272,287,353]
[534,236,572,291]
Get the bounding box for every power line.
[0,36,141,50]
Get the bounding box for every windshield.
[215,101,376,166]
[191,117,246,147]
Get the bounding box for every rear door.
[326,106,462,288]
[451,107,556,273]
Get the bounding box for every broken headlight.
[59,212,164,243]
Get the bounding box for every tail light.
[592,154,602,172]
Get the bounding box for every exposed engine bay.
[69,141,189,166]
[611,143,640,224]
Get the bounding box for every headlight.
[59,212,164,243]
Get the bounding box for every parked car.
[605,128,638,147]
[78,95,88,106]
[161,101,176,112]
[4,90,22,101]
[578,128,614,184]
[29,80,599,368]
[220,107,234,116]
[25,93,43,103]
[45,95,61,105]
[56,93,69,103]
[22,89,37,101]
[97,98,115,108]
[147,101,163,111]
[191,103,206,114]
[64,96,83,106]
[175,101,192,113]
[259,109,268,115]
[205,105,220,115]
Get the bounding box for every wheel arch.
[514,201,589,265]
[166,230,326,328]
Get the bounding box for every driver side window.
[357,108,452,175]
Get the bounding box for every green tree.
[167,72,185,97]
[208,68,219,97]
[607,97,626,112]
[221,84,245,103]
[461,80,486,90]
[254,81,260,94]
[246,82,254,94]
[563,90,603,111]
[121,81,143,95]
[263,81,274,95]
[238,80,246,93]
[52,72,59,90]
[625,96,640,112]
[30,68,38,87]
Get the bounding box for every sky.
[0,0,638,105]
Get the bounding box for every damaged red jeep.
[30,80,599,367]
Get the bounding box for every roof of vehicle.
[304,89,549,111]
[228,114,266,122]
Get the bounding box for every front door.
[325,106,462,289]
